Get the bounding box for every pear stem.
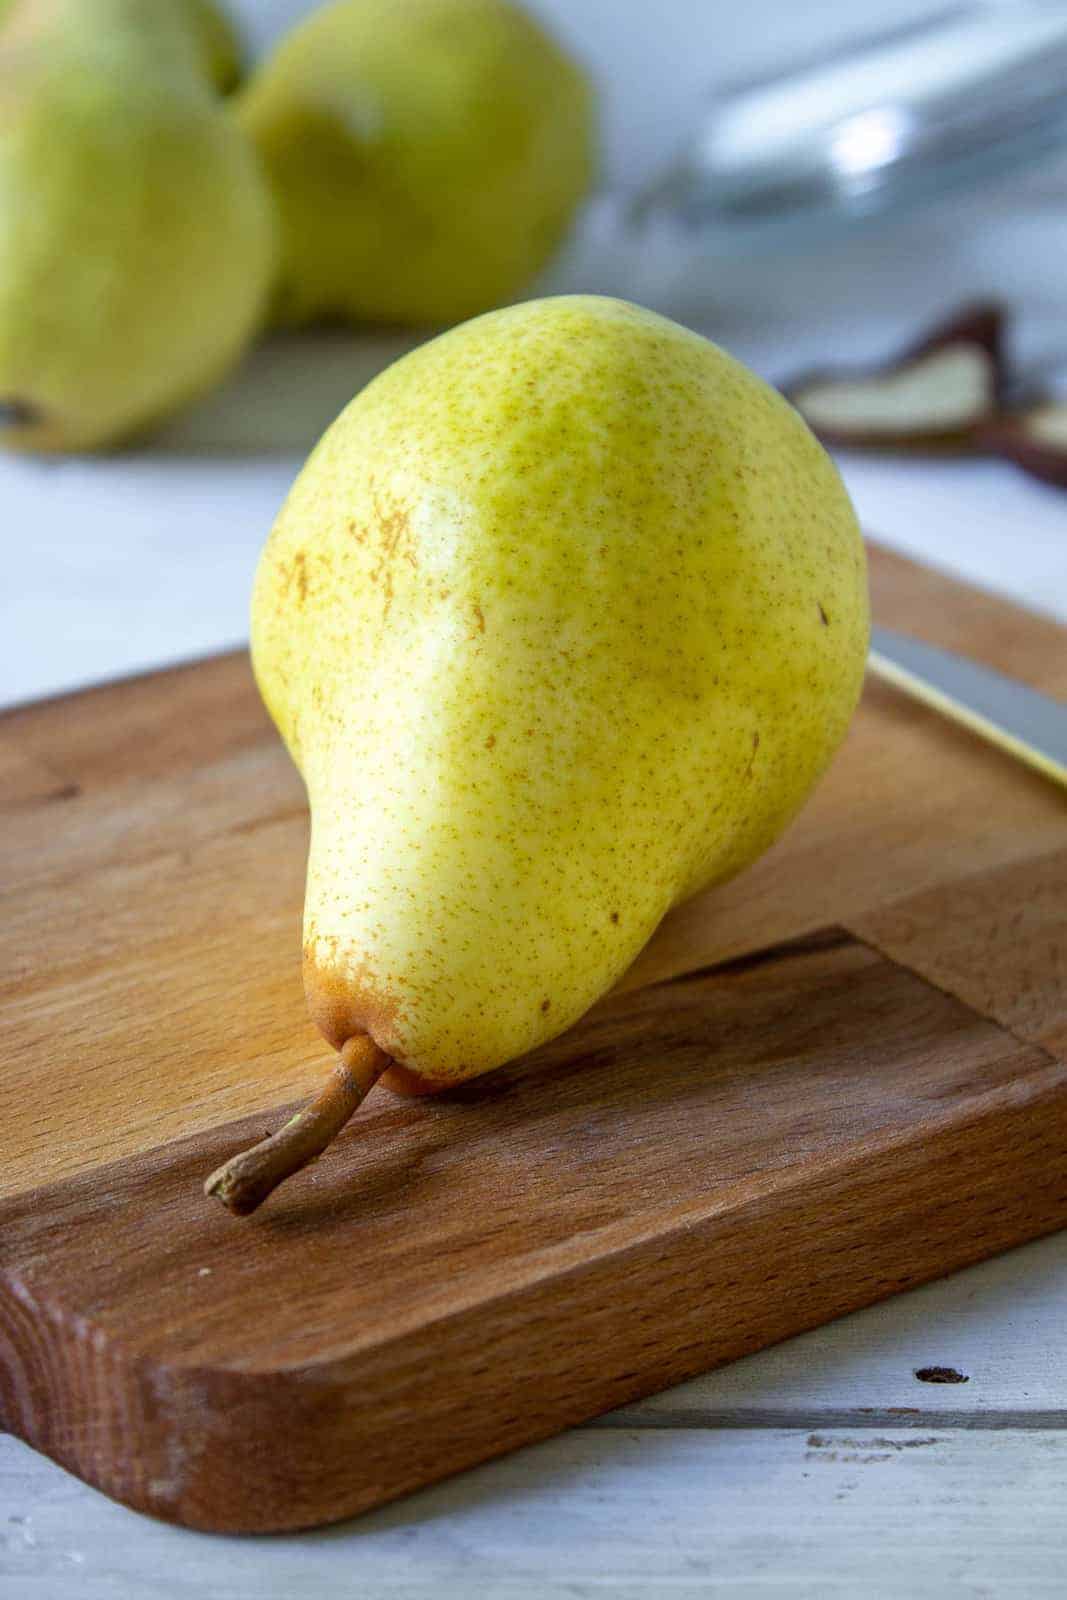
[204,1034,391,1216]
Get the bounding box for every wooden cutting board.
[2,545,1065,1534]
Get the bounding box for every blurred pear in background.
[178,0,244,92]
[237,0,597,327]
[0,0,275,453]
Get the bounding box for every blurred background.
[2,0,1066,707]
[238,0,948,187]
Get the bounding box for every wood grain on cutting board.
[1,543,1065,1531]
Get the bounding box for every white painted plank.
[617,1229,1067,1423]
[3,1427,1065,1598]
[2,1230,1065,1597]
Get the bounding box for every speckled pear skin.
[252,296,869,1087]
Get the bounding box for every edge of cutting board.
[3,928,1066,1531]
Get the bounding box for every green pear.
[235,0,596,327]
[0,0,274,453]
[208,296,868,1215]
[177,0,243,93]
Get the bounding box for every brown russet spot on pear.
[209,295,869,1214]
[303,947,403,1059]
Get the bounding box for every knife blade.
[867,626,1067,789]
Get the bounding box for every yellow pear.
[236,0,596,327]
[0,0,274,453]
[208,296,869,1214]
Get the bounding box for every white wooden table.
[3,332,1066,1595]
[3,1232,1066,1595]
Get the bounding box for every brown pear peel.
[981,401,1067,490]
[784,302,1007,453]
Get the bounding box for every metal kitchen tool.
[868,625,1067,788]
[631,4,1067,255]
